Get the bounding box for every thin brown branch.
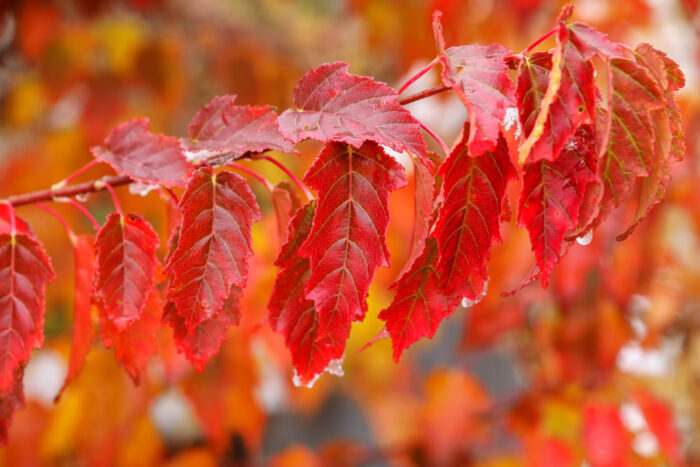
[397,84,450,105]
[4,174,133,208]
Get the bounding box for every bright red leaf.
[0,367,25,444]
[433,12,515,157]
[165,167,260,331]
[634,390,682,464]
[91,118,193,188]
[298,142,407,369]
[0,230,55,394]
[518,125,597,287]
[58,235,96,398]
[164,285,242,371]
[434,127,516,301]
[379,238,458,362]
[93,212,159,332]
[184,95,296,158]
[278,62,427,161]
[583,403,630,467]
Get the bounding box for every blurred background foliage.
[1,0,700,465]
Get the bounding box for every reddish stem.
[397,57,439,95]
[53,160,99,189]
[4,174,133,208]
[262,155,314,201]
[228,163,274,191]
[397,85,450,105]
[102,181,123,216]
[522,27,558,55]
[61,198,100,231]
[419,122,450,158]
[161,186,180,205]
[35,203,77,244]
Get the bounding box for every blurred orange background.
[1,0,700,465]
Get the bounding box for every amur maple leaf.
[165,166,260,332]
[278,62,428,161]
[434,126,516,302]
[433,12,515,157]
[184,94,296,158]
[518,125,597,287]
[298,142,407,370]
[271,181,302,242]
[93,212,159,332]
[91,118,193,188]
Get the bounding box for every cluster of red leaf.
[0,3,685,442]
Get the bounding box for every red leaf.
[583,403,629,467]
[165,167,260,331]
[0,230,55,394]
[634,390,682,464]
[567,22,625,60]
[0,205,31,236]
[517,10,597,164]
[184,95,296,158]
[278,62,427,161]
[518,125,597,286]
[268,202,329,384]
[164,286,241,371]
[592,56,667,230]
[379,238,458,362]
[433,13,515,156]
[100,289,162,383]
[298,142,407,366]
[271,181,302,241]
[0,366,25,445]
[434,127,516,301]
[93,212,159,331]
[395,154,437,281]
[91,118,193,187]
[58,235,96,398]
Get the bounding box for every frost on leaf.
[296,142,407,373]
[91,118,193,188]
[434,125,516,302]
[184,94,296,159]
[165,167,260,331]
[433,12,515,157]
[278,62,428,162]
[93,213,159,332]
[518,125,597,287]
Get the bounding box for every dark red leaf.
[58,235,95,398]
[165,167,260,331]
[518,125,597,286]
[0,205,31,236]
[278,62,427,161]
[433,13,515,156]
[184,95,296,158]
[0,230,55,394]
[379,238,458,362]
[268,202,329,385]
[91,118,193,188]
[298,142,407,369]
[93,212,159,331]
[164,285,241,371]
[434,127,516,301]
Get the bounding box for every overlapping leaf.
[184,95,296,158]
[298,142,407,367]
[100,289,161,383]
[517,6,597,164]
[434,127,515,301]
[91,118,193,187]
[271,181,302,241]
[0,367,24,444]
[0,225,55,394]
[164,286,241,371]
[59,235,95,397]
[278,62,427,160]
[518,125,597,287]
[165,167,260,331]
[433,13,515,156]
[93,212,159,331]
[268,202,331,384]
[380,238,458,361]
